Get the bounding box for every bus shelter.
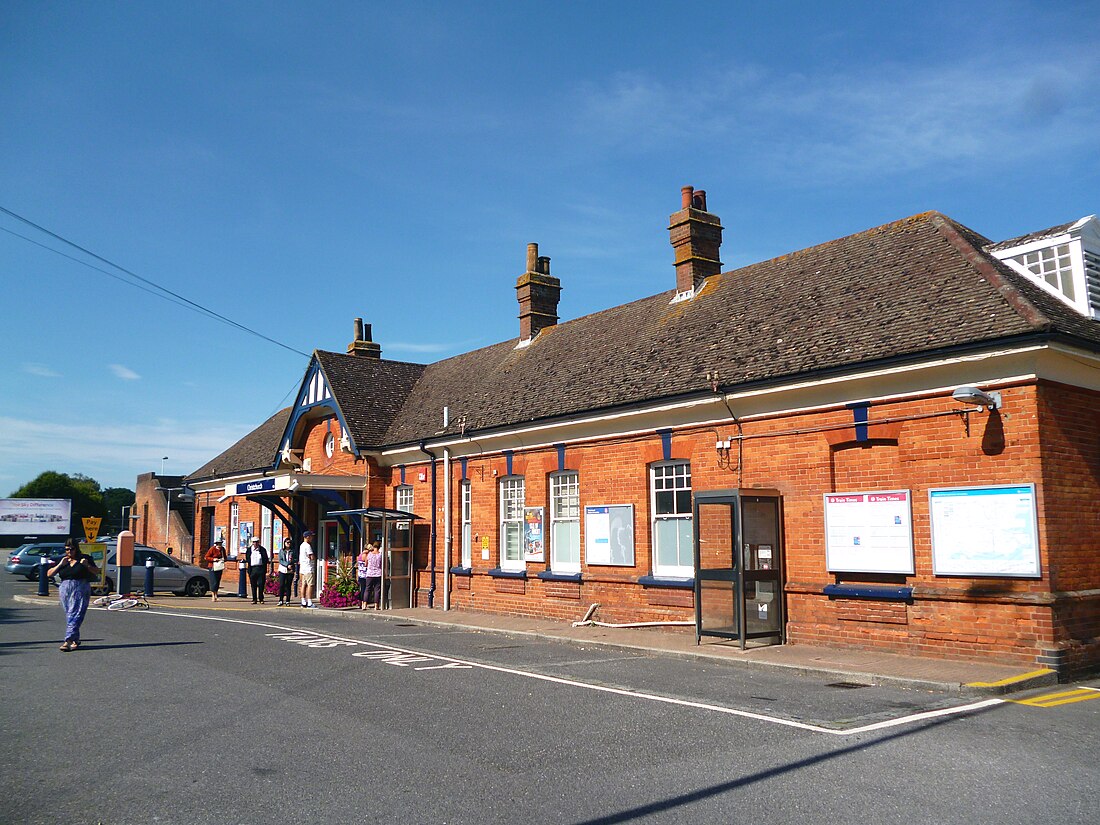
[327,507,421,610]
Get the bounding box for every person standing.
[298,530,316,608]
[365,542,383,610]
[247,536,269,604]
[204,540,226,602]
[356,544,370,610]
[276,537,295,606]
[48,538,99,651]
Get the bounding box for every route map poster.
[929,485,1040,577]
[584,504,635,566]
[823,490,913,574]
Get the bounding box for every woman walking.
[48,538,99,651]
[204,540,226,601]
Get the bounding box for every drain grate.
[826,681,870,689]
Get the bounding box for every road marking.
[96,608,1005,736]
[965,668,1054,688]
[1009,687,1100,708]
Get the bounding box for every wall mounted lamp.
[951,385,1002,412]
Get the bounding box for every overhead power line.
[0,205,311,358]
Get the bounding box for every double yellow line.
[1009,687,1100,708]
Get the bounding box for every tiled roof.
[379,211,1100,445]
[985,219,1079,252]
[314,351,426,449]
[186,408,292,483]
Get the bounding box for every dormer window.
[989,215,1100,320]
[1014,243,1075,301]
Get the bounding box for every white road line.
[96,608,1004,736]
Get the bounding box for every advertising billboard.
[0,498,72,536]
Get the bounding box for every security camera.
[951,386,1002,411]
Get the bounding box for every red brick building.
[185,189,1100,676]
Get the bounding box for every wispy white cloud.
[0,415,254,492]
[109,364,141,381]
[567,55,1100,184]
[23,363,62,378]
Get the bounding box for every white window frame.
[394,485,413,548]
[550,471,581,573]
[650,461,693,577]
[499,476,525,571]
[460,481,472,569]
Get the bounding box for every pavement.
[12,588,1059,696]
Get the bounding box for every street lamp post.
[155,485,193,561]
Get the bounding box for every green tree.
[9,471,108,537]
[102,487,136,532]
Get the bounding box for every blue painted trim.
[488,567,527,579]
[537,570,582,583]
[846,402,870,442]
[656,429,673,461]
[398,465,406,485]
[555,443,566,471]
[638,575,694,589]
[823,584,913,601]
[460,457,468,480]
[504,450,514,476]
[449,566,473,577]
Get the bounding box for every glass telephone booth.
[693,489,784,648]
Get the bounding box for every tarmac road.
[2,572,1098,824]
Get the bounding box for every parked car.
[5,542,66,580]
[101,544,210,597]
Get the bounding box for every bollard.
[37,557,50,596]
[144,557,155,597]
[237,558,247,598]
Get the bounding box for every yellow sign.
[82,517,102,543]
[80,542,108,589]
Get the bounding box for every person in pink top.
[363,543,382,610]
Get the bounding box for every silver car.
[101,545,210,597]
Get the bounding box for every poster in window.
[929,485,1040,577]
[523,507,544,561]
[585,504,635,566]
[238,521,254,555]
[823,490,914,574]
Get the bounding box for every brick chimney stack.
[347,318,382,358]
[669,185,723,294]
[516,242,561,341]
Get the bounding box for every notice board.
[824,490,914,574]
[929,484,1040,577]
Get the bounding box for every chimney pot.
[526,243,539,272]
[347,319,382,358]
[537,256,551,275]
[693,190,707,210]
[681,186,694,209]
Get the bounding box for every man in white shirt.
[298,530,316,608]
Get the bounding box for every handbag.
[212,559,226,571]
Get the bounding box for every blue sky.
[2,1,1098,494]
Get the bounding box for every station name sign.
[236,478,276,495]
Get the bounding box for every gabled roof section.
[186,408,292,483]
[382,211,1100,445]
[299,350,426,451]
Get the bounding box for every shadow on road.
[568,703,1004,825]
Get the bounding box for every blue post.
[37,557,50,596]
[144,558,155,597]
[237,558,247,598]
